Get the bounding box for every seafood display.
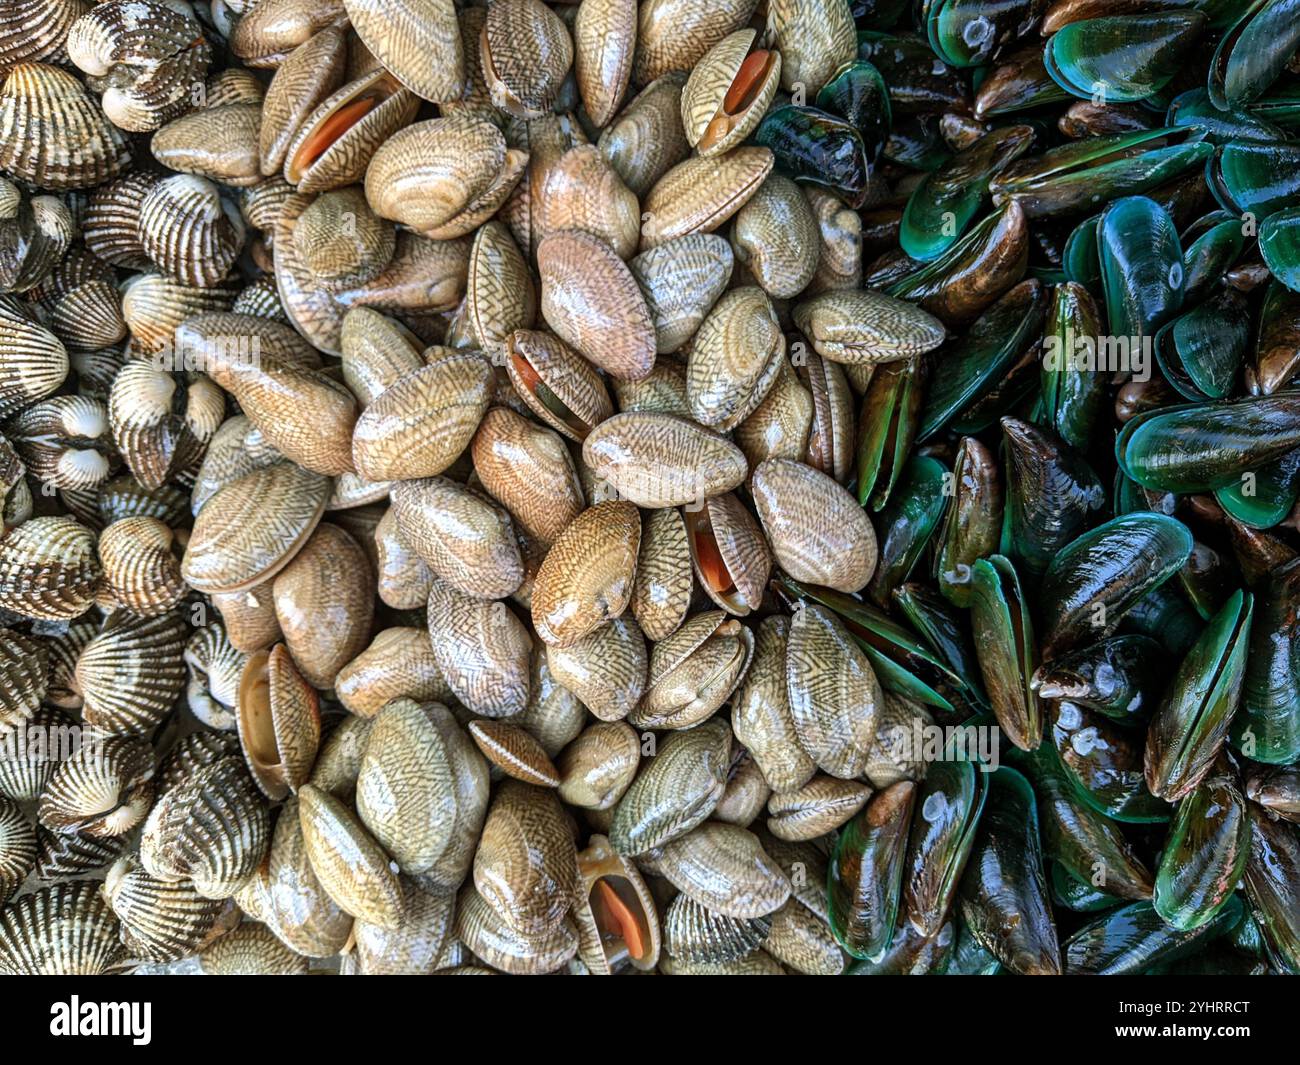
[0,0,1299,981]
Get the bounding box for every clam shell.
[538,145,641,260]
[573,832,661,972]
[354,877,455,974]
[0,626,48,734]
[35,825,126,880]
[0,798,36,904]
[547,614,648,722]
[468,720,561,787]
[0,63,131,189]
[184,622,248,731]
[751,458,877,593]
[633,0,758,86]
[157,729,242,793]
[664,893,771,964]
[38,734,155,837]
[293,186,395,292]
[608,717,731,854]
[504,329,614,443]
[426,578,533,718]
[681,29,781,157]
[641,147,773,250]
[537,228,656,381]
[103,857,225,962]
[732,173,820,299]
[351,353,493,482]
[471,407,584,548]
[630,505,693,641]
[531,500,641,647]
[374,506,433,610]
[298,780,404,927]
[258,26,347,176]
[763,899,844,975]
[365,114,528,240]
[0,514,99,621]
[230,0,347,67]
[633,610,754,730]
[271,522,374,688]
[119,271,237,354]
[262,792,354,956]
[473,779,577,935]
[0,295,68,419]
[455,883,577,974]
[786,603,882,779]
[390,477,523,601]
[183,462,330,595]
[732,615,815,793]
[583,411,748,508]
[236,643,321,799]
[0,881,125,975]
[574,0,636,127]
[687,286,784,430]
[481,0,573,120]
[766,775,872,841]
[656,821,791,919]
[152,102,262,186]
[212,582,284,654]
[0,706,71,801]
[684,491,772,616]
[355,699,489,880]
[138,174,244,288]
[598,72,691,198]
[336,626,451,718]
[0,0,93,71]
[792,289,947,365]
[630,233,734,354]
[97,516,187,617]
[76,610,188,736]
[198,921,308,974]
[45,279,128,353]
[556,721,641,810]
[340,307,424,407]
[342,0,464,103]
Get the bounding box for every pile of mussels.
[0,0,1298,977]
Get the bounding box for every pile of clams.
[0,0,1298,978]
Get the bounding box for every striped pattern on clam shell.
[0,63,132,189]
[184,623,247,731]
[82,171,156,266]
[0,706,74,801]
[0,514,99,621]
[198,921,309,975]
[103,857,226,962]
[0,881,125,975]
[35,824,127,878]
[0,0,93,70]
[157,729,241,793]
[183,461,330,594]
[0,796,36,904]
[97,515,188,617]
[37,734,155,837]
[120,271,238,354]
[663,892,772,964]
[45,278,128,351]
[7,395,112,491]
[0,626,48,733]
[75,609,188,735]
[138,174,245,288]
[140,756,270,899]
[0,294,68,419]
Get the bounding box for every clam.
[0,627,48,734]
[547,615,648,722]
[355,699,489,883]
[687,287,784,431]
[0,882,125,975]
[633,0,758,86]
[426,578,533,718]
[455,884,577,974]
[351,353,493,482]
[343,0,464,103]
[752,458,878,593]
[630,505,693,641]
[229,0,347,67]
[573,833,661,973]
[641,147,773,250]
[291,187,395,292]
[466,221,536,359]
[468,720,561,788]
[0,63,131,189]
[732,615,816,794]
[339,308,423,407]
[598,72,691,197]
[374,507,433,610]
[261,793,354,957]
[257,27,347,176]
[630,233,733,355]
[681,30,781,157]
[481,0,573,119]
[183,462,330,595]
[365,115,528,240]
[284,69,419,193]
[153,103,262,187]
[583,411,748,508]
[504,329,614,442]
[236,643,321,800]
[335,627,451,718]
[76,610,188,736]
[574,0,636,128]
[354,878,456,974]
[102,857,225,962]
[537,228,656,381]
[657,822,791,919]
[97,516,188,617]
[298,782,403,928]
[391,478,524,601]
[6,394,111,492]
[271,522,374,688]
[0,515,99,621]
[634,610,754,730]
[793,290,948,365]
[0,799,36,905]
[198,921,309,975]
[0,296,68,421]
[557,722,641,810]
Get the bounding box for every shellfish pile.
[0,0,1298,977]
